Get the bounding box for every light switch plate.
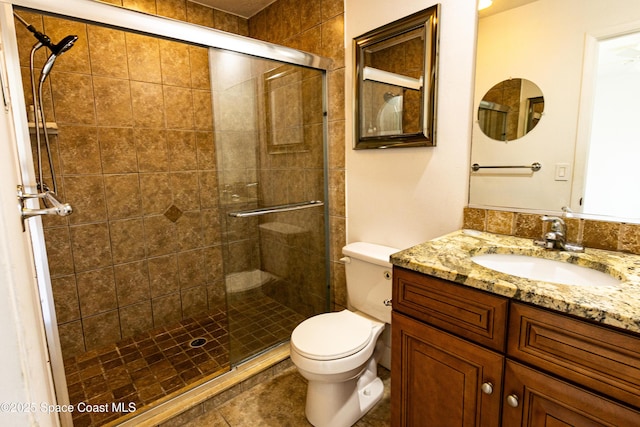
[554,163,570,181]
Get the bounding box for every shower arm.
[14,12,53,49]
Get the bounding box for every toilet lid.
[291,311,373,360]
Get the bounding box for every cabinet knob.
[506,394,519,408]
[481,382,493,395]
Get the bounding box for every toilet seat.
[291,310,373,361]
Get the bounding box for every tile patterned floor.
[227,291,306,365]
[181,366,391,426]
[63,291,305,427]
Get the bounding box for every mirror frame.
[353,5,440,149]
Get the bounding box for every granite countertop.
[390,229,640,334]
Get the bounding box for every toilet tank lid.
[342,242,400,267]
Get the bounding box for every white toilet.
[290,242,399,427]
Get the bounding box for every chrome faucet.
[534,215,584,252]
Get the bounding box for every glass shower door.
[210,48,329,365]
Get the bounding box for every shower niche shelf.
[28,122,58,135]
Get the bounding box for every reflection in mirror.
[361,27,423,137]
[575,30,640,219]
[354,6,439,149]
[470,0,640,223]
[478,78,544,141]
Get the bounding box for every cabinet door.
[503,360,640,426]
[392,312,503,427]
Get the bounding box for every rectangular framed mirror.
[353,5,440,149]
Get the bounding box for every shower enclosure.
[6,2,329,426]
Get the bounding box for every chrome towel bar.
[228,200,324,218]
[471,162,541,172]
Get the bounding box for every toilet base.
[304,358,384,427]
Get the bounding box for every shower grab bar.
[228,200,324,218]
[471,162,542,172]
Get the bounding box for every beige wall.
[345,0,477,250]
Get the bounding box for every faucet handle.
[540,215,565,232]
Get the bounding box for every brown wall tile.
[114,261,151,306]
[514,213,542,239]
[160,39,192,87]
[43,16,91,74]
[164,86,195,129]
[83,310,122,350]
[122,0,156,14]
[190,47,211,90]
[135,129,170,172]
[193,90,214,131]
[186,1,214,27]
[144,215,178,256]
[583,220,620,251]
[51,72,96,125]
[466,207,640,254]
[167,131,198,170]
[620,223,640,254]
[152,293,182,327]
[51,275,81,323]
[213,10,239,34]
[139,173,172,214]
[126,33,162,83]
[77,267,117,316]
[131,81,165,127]
[178,249,207,288]
[87,25,128,78]
[58,125,101,174]
[104,174,143,219]
[64,175,107,225]
[58,321,86,359]
[44,227,75,277]
[70,223,113,271]
[99,127,138,173]
[175,212,205,251]
[181,285,207,317]
[486,210,514,235]
[148,255,180,297]
[93,77,133,126]
[110,219,146,264]
[156,0,187,21]
[321,14,344,69]
[196,132,217,170]
[120,301,153,338]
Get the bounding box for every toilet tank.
[342,242,399,324]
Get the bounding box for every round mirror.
[477,78,544,141]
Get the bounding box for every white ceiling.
[192,0,276,19]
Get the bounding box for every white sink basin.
[471,254,621,287]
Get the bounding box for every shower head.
[39,35,78,83]
[51,34,78,56]
[14,12,77,58]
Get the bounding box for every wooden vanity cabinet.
[392,311,503,426]
[391,266,640,427]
